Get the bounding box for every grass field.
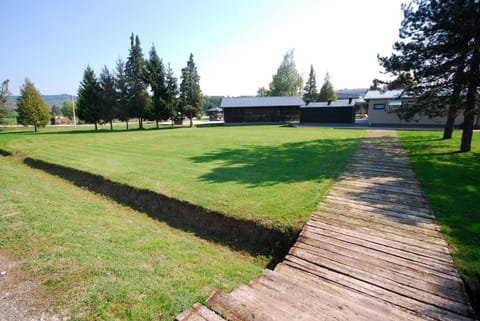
[0,156,263,320]
[0,125,364,232]
[0,124,364,320]
[399,130,480,294]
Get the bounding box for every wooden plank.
[175,303,225,321]
[308,214,450,254]
[313,203,442,236]
[301,227,460,278]
[295,234,467,296]
[274,264,434,321]
[325,195,434,218]
[312,206,445,245]
[305,220,454,264]
[282,256,475,321]
[333,179,425,197]
[292,240,468,302]
[205,290,269,321]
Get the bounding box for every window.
[373,103,385,110]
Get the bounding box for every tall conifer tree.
[303,65,318,104]
[125,33,148,129]
[179,53,202,128]
[146,45,168,128]
[77,66,102,131]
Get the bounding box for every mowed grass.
[0,125,364,232]
[0,156,262,320]
[399,130,480,283]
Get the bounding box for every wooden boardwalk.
[176,130,477,321]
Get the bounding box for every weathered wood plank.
[308,214,450,254]
[283,256,475,321]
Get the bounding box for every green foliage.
[303,65,318,104]
[145,45,169,127]
[77,66,102,130]
[165,64,179,126]
[50,104,62,116]
[318,73,337,101]
[256,86,270,97]
[0,79,11,124]
[379,0,480,152]
[16,79,50,132]
[61,99,75,120]
[202,95,223,111]
[179,53,203,127]
[400,130,480,290]
[125,34,149,129]
[387,72,416,90]
[114,59,131,128]
[268,49,303,96]
[99,66,118,130]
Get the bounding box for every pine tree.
[16,79,50,132]
[125,33,148,129]
[379,0,480,151]
[165,63,179,128]
[318,73,337,102]
[99,66,118,130]
[269,50,303,96]
[77,66,102,131]
[114,59,130,130]
[303,65,318,104]
[145,45,168,128]
[179,53,203,128]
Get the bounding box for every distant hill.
[7,94,75,109]
[336,88,368,99]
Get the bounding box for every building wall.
[224,106,300,123]
[300,107,354,123]
[367,99,463,127]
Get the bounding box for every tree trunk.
[156,119,159,129]
[443,105,457,139]
[34,123,38,132]
[139,117,143,129]
[110,120,113,131]
[189,117,193,128]
[126,120,129,131]
[94,122,98,131]
[171,119,174,128]
[460,55,479,152]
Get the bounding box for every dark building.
[300,99,355,124]
[221,97,304,124]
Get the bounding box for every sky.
[1,0,405,97]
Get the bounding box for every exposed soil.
[0,250,66,321]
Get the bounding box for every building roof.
[221,96,304,108]
[206,106,223,112]
[364,89,408,100]
[302,99,355,108]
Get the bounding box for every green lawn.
[399,130,480,286]
[0,156,262,320]
[0,125,364,232]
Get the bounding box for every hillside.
[7,94,74,109]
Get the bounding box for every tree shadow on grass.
[189,138,361,187]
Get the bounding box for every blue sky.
[2,0,404,96]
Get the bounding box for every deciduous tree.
[269,49,303,96]
[16,79,50,132]
[179,53,202,128]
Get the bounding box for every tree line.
[256,49,337,104]
[77,33,203,131]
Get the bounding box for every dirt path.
[0,251,65,321]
